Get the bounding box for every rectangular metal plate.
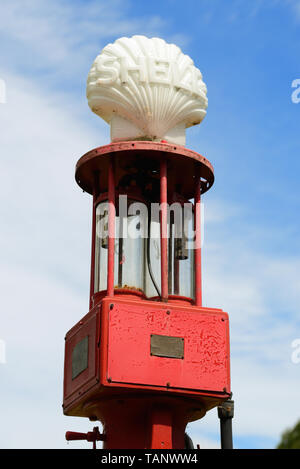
[72,335,89,380]
[151,334,184,359]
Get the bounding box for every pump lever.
[65,426,105,449]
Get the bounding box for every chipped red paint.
[160,158,168,302]
[63,141,231,449]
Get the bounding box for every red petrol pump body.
[63,141,231,449]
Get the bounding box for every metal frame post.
[160,158,168,302]
[218,399,234,449]
[194,173,202,306]
[107,157,115,297]
[89,171,99,309]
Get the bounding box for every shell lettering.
[87,36,208,145]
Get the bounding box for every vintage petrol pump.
[63,36,233,449]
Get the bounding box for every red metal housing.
[64,296,230,412]
[63,141,231,449]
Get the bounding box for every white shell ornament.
[86,35,208,146]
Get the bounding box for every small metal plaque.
[150,334,184,359]
[72,336,89,380]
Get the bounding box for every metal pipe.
[220,418,233,449]
[160,158,168,301]
[218,400,234,449]
[194,173,202,306]
[174,256,179,295]
[107,157,115,296]
[168,219,173,294]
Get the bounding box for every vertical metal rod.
[118,236,123,288]
[168,220,173,294]
[218,400,234,449]
[89,171,99,309]
[174,257,179,295]
[118,203,124,288]
[220,418,233,449]
[160,158,168,301]
[107,157,115,297]
[194,172,202,306]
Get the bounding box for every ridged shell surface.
[87,36,207,140]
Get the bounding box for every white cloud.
[0,0,166,82]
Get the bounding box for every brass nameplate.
[72,336,89,379]
[150,334,184,359]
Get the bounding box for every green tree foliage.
[277,420,300,449]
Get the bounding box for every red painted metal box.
[63,297,230,416]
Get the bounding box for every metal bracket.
[218,399,234,449]
[65,426,105,449]
[218,399,234,420]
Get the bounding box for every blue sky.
[1,0,300,449]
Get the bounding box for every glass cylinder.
[145,202,195,299]
[94,198,147,294]
[168,203,195,299]
[94,197,195,300]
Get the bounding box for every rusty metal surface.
[75,141,214,199]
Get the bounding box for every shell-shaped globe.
[86,35,208,144]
